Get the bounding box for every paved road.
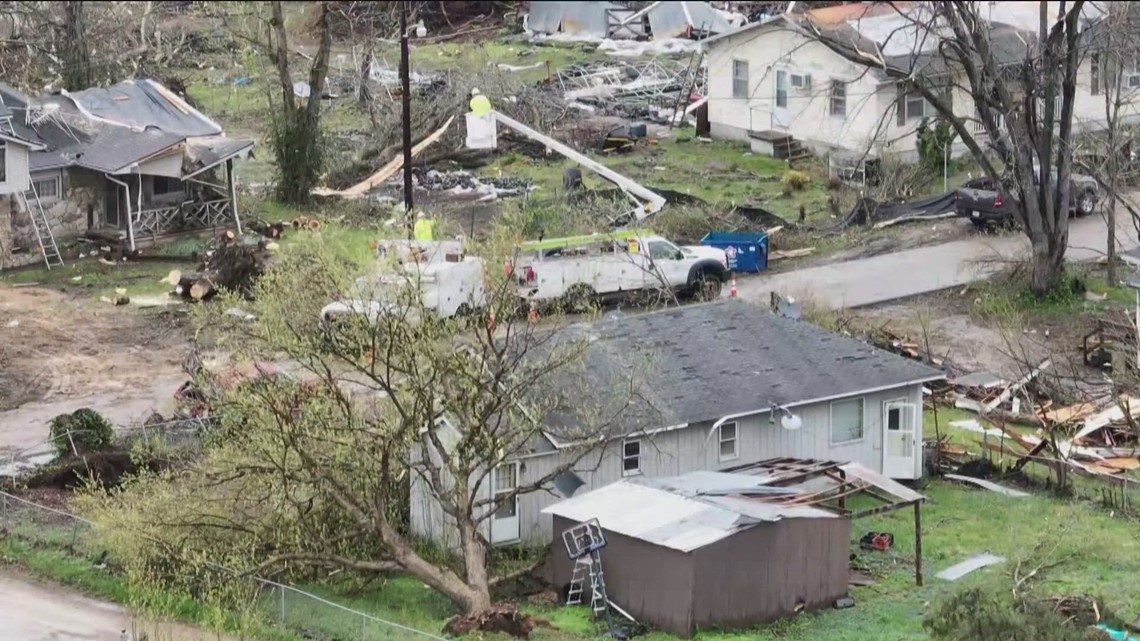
[732,213,1139,310]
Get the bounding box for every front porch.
[134,198,234,238]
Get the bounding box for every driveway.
[732,213,1138,310]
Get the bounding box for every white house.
[702,2,1133,164]
[409,299,944,548]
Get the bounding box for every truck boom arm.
[489,110,667,221]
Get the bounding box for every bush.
[781,170,811,192]
[49,408,115,456]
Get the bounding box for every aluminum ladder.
[16,188,63,269]
[566,550,610,615]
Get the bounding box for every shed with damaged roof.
[543,470,850,636]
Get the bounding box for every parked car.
[954,167,1099,228]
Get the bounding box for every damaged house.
[410,299,942,549]
[702,2,1123,164]
[0,79,254,269]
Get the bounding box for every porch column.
[226,158,242,234]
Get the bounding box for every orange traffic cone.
[503,252,512,277]
[487,309,497,330]
[528,302,538,324]
[730,274,737,298]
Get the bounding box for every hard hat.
[470,88,482,96]
[416,211,426,219]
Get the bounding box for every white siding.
[0,143,30,195]
[705,25,889,152]
[411,383,928,547]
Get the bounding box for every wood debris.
[768,247,814,261]
[313,116,454,199]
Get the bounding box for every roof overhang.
[182,137,256,179]
[0,131,45,151]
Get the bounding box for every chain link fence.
[0,489,449,641]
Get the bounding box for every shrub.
[781,170,811,192]
[49,408,115,456]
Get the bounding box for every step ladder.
[566,550,610,615]
[17,189,63,269]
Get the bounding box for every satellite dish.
[781,413,803,430]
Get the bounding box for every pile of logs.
[167,233,276,302]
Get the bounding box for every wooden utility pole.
[399,0,414,236]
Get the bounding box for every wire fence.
[0,489,449,641]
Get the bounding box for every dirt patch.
[855,290,1061,380]
[0,571,237,641]
[0,285,190,456]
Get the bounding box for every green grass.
[969,264,1133,321]
[1,259,192,300]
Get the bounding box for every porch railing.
[134,199,233,238]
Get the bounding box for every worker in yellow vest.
[469,88,492,116]
[413,211,436,242]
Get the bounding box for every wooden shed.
[543,471,851,637]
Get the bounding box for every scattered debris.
[315,116,454,199]
[944,473,1031,498]
[936,552,1005,581]
[414,168,532,200]
[858,531,894,551]
[768,247,815,261]
[552,59,704,124]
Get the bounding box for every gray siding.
[413,383,926,547]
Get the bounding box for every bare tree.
[801,1,1092,293]
[79,233,647,624]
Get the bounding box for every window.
[622,439,641,476]
[25,173,60,200]
[829,80,847,117]
[0,141,7,183]
[647,239,680,261]
[904,91,928,121]
[718,422,738,461]
[830,398,865,444]
[152,175,182,196]
[732,60,749,99]
[493,463,518,520]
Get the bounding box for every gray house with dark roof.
[409,299,943,547]
[0,79,254,269]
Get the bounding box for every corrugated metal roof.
[647,2,731,38]
[542,472,836,553]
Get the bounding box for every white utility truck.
[513,229,729,307]
[320,240,487,326]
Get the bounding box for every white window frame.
[621,438,641,477]
[25,172,61,201]
[732,59,749,99]
[492,462,518,520]
[718,421,739,461]
[830,397,865,444]
[829,80,847,117]
[904,91,928,121]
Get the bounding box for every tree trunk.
[62,1,92,90]
[459,518,493,615]
[1030,228,1068,293]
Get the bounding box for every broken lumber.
[944,473,1031,497]
[983,358,1051,413]
[769,247,815,261]
[872,212,958,230]
[314,116,455,199]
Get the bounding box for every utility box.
[700,231,768,273]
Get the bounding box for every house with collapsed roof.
[702,2,1125,165]
[526,1,735,40]
[0,79,253,270]
[409,299,943,548]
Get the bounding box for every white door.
[490,463,520,544]
[882,401,917,479]
[773,70,790,130]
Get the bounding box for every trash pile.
[554,59,705,124]
[414,168,533,200]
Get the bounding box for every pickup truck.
[514,231,729,308]
[955,169,1099,228]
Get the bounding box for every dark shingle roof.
[542,300,942,438]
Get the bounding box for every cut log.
[190,280,215,301]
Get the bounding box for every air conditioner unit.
[1128,74,1140,89]
[790,73,812,90]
